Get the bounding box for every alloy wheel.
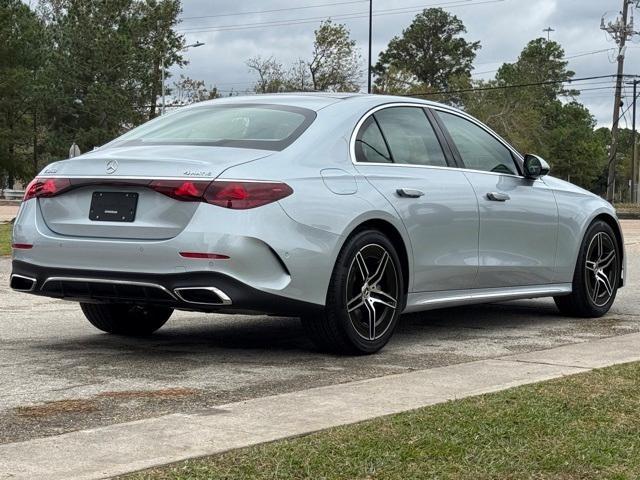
[584,231,617,307]
[345,243,399,341]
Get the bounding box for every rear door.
[353,105,479,292]
[433,109,558,288]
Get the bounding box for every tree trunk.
[149,57,161,119]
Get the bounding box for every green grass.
[0,223,11,255]
[125,362,640,480]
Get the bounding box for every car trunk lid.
[38,145,273,240]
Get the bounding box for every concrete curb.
[1,332,640,480]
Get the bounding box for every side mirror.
[523,154,550,180]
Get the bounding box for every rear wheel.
[301,230,404,354]
[554,220,620,317]
[80,303,173,336]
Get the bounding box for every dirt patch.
[15,399,98,418]
[97,388,200,399]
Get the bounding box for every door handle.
[486,191,510,202]
[396,188,425,198]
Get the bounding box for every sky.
[172,0,637,128]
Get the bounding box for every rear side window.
[437,111,518,175]
[107,104,316,151]
[355,117,392,163]
[374,107,448,167]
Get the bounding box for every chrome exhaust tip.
[173,287,232,305]
[10,274,37,292]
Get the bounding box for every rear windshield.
[106,104,316,151]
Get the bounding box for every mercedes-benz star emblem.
[105,160,119,174]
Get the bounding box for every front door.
[434,109,558,288]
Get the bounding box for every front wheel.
[554,220,620,318]
[80,303,173,336]
[301,230,405,354]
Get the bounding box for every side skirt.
[404,284,572,313]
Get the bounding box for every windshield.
[106,103,316,151]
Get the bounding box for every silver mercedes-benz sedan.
[10,93,625,354]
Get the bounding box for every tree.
[286,59,312,92]
[464,39,573,156]
[246,56,287,93]
[308,20,362,92]
[131,0,186,119]
[0,0,50,185]
[373,8,479,93]
[39,0,186,157]
[246,20,362,93]
[462,39,605,191]
[546,102,607,188]
[170,75,219,105]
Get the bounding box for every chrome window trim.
[41,276,178,300]
[349,102,525,179]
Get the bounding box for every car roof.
[193,92,454,113]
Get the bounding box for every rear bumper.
[10,260,322,316]
[11,197,342,307]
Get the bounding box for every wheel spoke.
[585,260,597,272]
[355,252,370,282]
[347,293,364,312]
[596,271,613,297]
[369,252,390,286]
[598,250,615,269]
[597,233,603,259]
[364,298,376,340]
[369,288,398,309]
[591,277,600,302]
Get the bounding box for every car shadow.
[35,298,565,358]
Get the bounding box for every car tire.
[80,303,173,336]
[554,220,621,318]
[301,229,405,354]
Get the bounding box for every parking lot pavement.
[1,220,638,445]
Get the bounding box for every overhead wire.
[177,0,503,34]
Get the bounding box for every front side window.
[106,104,316,151]
[374,107,448,167]
[437,111,519,175]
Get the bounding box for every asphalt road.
[1,221,638,444]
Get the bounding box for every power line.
[472,48,620,77]
[178,0,478,32]
[405,74,638,97]
[178,0,503,34]
[180,0,367,21]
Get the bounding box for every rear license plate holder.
[89,192,138,222]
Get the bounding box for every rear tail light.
[149,180,210,201]
[21,177,292,209]
[23,178,72,201]
[203,181,293,209]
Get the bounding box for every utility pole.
[632,79,639,203]
[542,26,555,41]
[160,41,205,115]
[368,0,373,94]
[601,0,638,202]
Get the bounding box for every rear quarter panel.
[218,101,416,292]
